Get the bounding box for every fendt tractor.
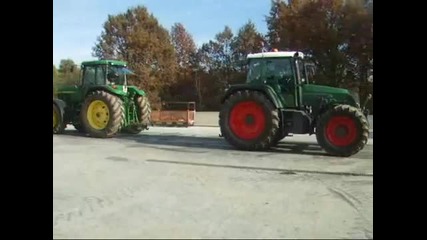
[53,60,151,138]
[219,50,371,157]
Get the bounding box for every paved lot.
[53,126,373,239]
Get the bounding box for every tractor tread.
[219,90,279,151]
[316,104,369,157]
[80,90,124,138]
[53,103,65,134]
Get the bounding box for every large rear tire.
[80,90,124,138]
[122,95,151,134]
[219,90,279,151]
[53,103,65,134]
[316,104,369,157]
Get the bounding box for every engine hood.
[301,84,358,107]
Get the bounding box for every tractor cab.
[79,60,134,88]
[246,50,315,108]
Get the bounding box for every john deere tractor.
[53,97,66,134]
[219,50,370,157]
[54,60,151,138]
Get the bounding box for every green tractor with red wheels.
[53,60,151,138]
[219,50,370,157]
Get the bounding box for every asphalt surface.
[53,126,373,239]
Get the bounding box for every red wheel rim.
[229,101,266,140]
[325,116,358,146]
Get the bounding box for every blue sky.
[53,0,272,67]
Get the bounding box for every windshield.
[246,60,263,83]
[265,58,293,80]
[302,62,316,84]
[107,66,134,85]
[246,58,294,84]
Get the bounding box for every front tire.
[219,90,279,151]
[316,104,369,157]
[80,90,124,138]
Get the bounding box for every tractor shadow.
[113,132,331,157]
[59,130,371,159]
[62,130,89,137]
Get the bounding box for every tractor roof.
[81,60,127,66]
[247,51,304,59]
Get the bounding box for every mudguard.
[127,86,146,96]
[86,86,128,97]
[221,84,285,109]
[86,85,146,97]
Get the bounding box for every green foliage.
[53,59,81,97]
[92,6,178,107]
[165,23,198,103]
[53,2,373,111]
[266,0,372,88]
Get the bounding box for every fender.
[85,86,127,97]
[221,84,285,109]
[127,86,146,96]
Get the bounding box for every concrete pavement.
[53,126,373,239]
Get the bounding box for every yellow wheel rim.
[53,108,59,128]
[87,100,110,130]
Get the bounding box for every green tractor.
[219,50,370,157]
[54,60,151,138]
[53,97,66,134]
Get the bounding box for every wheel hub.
[335,125,349,137]
[245,114,255,125]
[87,100,110,130]
[325,116,357,147]
[229,101,266,140]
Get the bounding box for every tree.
[57,59,80,85]
[232,20,266,72]
[211,26,236,85]
[53,65,59,82]
[58,59,75,74]
[265,0,286,49]
[192,26,248,110]
[170,23,197,69]
[92,6,178,106]
[268,0,373,103]
[164,23,198,102]
[190,23,268,110]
